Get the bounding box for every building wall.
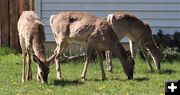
[35,0,180,42]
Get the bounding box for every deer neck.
[32,38,46,64]
[117,42,128,59]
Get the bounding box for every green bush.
[152,30,180,61]
[0,46,18,56]
[173,32,180,50]
[162,47,180,61]
[153,30,174,50]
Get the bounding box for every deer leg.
[129,39,137,59]
[26,48,32,80]
[20,37,26,83]
[146,42,162,70]
[47,46,58,65]
[139,43,154,72]
[105,51,108,69]
[55,46,62,80]
[37,67,41,82]
[96,49,107,80]
[22,52,27,83]
[55,42,67,80]
[81,46,94,81]
[105,50,113,72]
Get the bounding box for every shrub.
[162,47,180,61]
[0,46,18,56]
[173,32,180,50]
[153,29,174,51]
[138,30,180,61]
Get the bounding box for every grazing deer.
[18,11,53,83]
[49,11,135,81]
[106,12,163,72]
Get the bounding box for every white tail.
[107,14,113,24]
[50,15,55,29]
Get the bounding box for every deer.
[18,11,54,83]
[106,12,163,72]
[49,11,135,81]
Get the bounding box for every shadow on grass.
[146,69,176,75]
[159,69,176,75]
[91,78,113,82]
[90,77,132,82]
[134,77,149,82]
[51,79,84,86]
[92,77,149,82]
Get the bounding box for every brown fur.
[18,11,49,83]
[49,11,135,80]
[106,12,163,71]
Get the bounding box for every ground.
[0,47,179,95]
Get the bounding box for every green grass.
[0,47,180,95]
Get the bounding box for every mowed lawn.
[0,47,180,95]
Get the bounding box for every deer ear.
[33,55,42,65]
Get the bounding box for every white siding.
[35,0,180,41]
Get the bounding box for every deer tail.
[107,14,113,24]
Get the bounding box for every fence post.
[0,17,1,47]
[24,0,29,10]
[0,0,1,47]
[29,0,34,10]
[0,0,34,51]
[9,0,20,52]
[0,0,10,46]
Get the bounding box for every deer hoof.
[102,76,107,81]
[81,78,86,82]
[22,79,25,83]
[27,75,32,80]
[81,77,87,82]
[107,69,113,73]
[127,76,133,80]
[56,77,63,80]
[148,69,154,73]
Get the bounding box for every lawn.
[0,47,179,95]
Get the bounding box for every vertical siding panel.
[35,0,42,17]
[35,0,180,54]
[0,0,10,46]
[36,0,180,42]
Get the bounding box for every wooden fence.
[0,0,34,52]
